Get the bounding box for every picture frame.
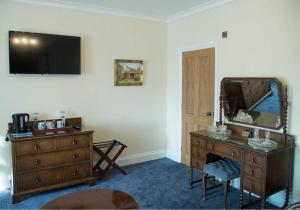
[114,59,144,86]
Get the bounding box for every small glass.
[60,111,66,125]
[265,131,270,143]
[254,128,260,140]
[33,112,39,121]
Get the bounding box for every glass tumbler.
[254,128,260,140]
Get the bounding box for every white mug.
[38,122,46,130]
[56,120,64,128]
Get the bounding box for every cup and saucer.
[38,121,46,130]
[56,120,65,128]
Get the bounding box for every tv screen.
[9,31,80,74]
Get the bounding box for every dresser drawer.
[62,163,90,182]
[15,138,56,156]
[17,148,90,172]
[56,134,89,149]
[243,163,263,180]
[242,176,264,195]
[60,148,90,165]
[243,151,264,166]
[207,141,240,161]
[17,168,60,191]
[17,152,58,172]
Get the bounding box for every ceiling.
[14,0,234,22]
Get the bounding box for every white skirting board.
[116,150,166,166]
[92,150,166,167]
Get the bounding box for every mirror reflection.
[222,78,282,129]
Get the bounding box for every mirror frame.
[221,77,284,130]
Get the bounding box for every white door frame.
[178,42,220,162]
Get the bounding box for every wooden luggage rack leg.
[93,140,127,179]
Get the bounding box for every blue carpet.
[0,158,278,209]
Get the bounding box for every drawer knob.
[231,151,235,157]
[33,159,40,166]
[72,154,78,160]
[73,169,78,177]
[34,144,39,151]
[251,156,255,163]
[34,177,41,183]
[72,139,78,145]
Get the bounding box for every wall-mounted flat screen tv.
[9,31,80,74]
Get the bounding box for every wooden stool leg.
[223,181,229,209]
[202,173,207,201]
[261,196,266,209]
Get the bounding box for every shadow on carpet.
[0,158,279,209]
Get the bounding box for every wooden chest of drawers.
[9,131,95,203]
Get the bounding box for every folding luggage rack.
[93,140,127,179]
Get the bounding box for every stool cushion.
[203,158,240,181]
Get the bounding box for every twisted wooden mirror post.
[283,85,292,208]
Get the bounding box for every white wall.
[0,1,167,190]
[166,0,300,205]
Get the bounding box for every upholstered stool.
[202,158,240,209]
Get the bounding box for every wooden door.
[182,48,215,165]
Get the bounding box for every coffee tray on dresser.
[33,126,74,135]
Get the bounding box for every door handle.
[206,112,214,116]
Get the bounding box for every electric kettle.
[12,113,30,133]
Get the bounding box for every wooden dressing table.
[190,125,294,209]
[189,78,295,209]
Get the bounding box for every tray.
[33,126,74,135]
[207,129,232,140]
[248,138,278,149]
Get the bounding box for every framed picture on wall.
[114,59,144,86]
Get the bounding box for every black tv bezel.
[9,30,81,75]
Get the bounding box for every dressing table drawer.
[191,137,206,160]
[242,176,264,195]
[191,159,205,169]
[244,151,264,166]
[191,137,206,148]
[243,163,263,180]
[191,147,205,158]
[206,141,240,161]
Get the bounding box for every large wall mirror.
[221,78,284,129]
